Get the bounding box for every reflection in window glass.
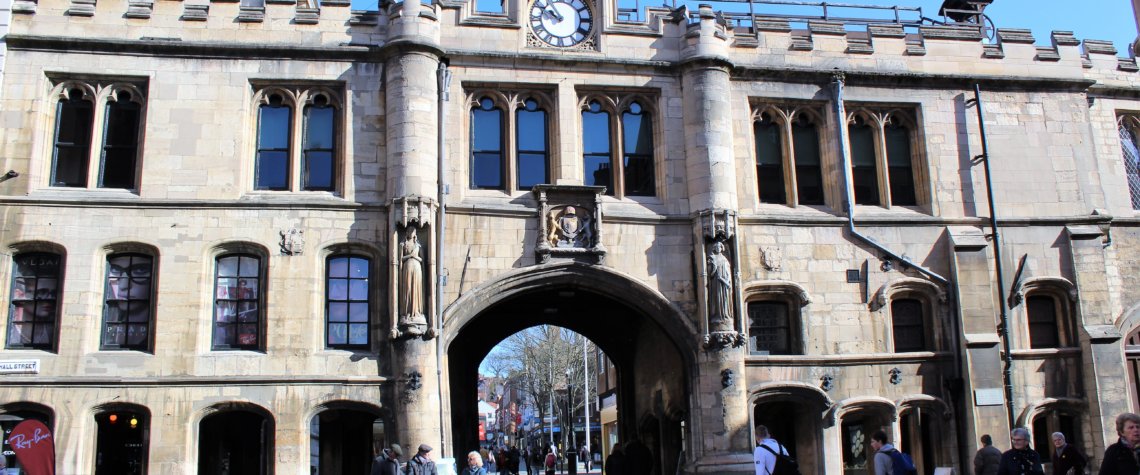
[792,117,824,205]
[516,99,548,190]
[471,98,504,189]
[754,115,785,204]
[103,254,154,351]
[7,253,62,350]
[849,118,879,205]
[100,92,142,189]
[256,95,292,190]
[303,99,336,191]
[891,298,925,352]
[622,102,654,196]
[213,254,262,350]
[52,89,94,187]
[327,255,370,348]
[885,123,916,206]
[583,102,612,194]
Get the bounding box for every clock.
[528,0,593,47]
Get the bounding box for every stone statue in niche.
[706,240,734,332]
[398,227,427,337]
[548,205,592,248]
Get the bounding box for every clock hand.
[543,5,564,22]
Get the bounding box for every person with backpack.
[870,430,917,475]
[753,425,799,475]
[996,428,1043,475]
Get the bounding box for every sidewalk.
[493,461,600,474]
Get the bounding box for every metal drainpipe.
[436,59,452,456]
[972,84,1017,430]
[831,74,949,286]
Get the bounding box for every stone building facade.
[3,0,1140,473]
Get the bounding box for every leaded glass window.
[255,94,292,190]
[302,94,336,191]
[213,254,262,350]
[7,253,62,350]
[326,255,370,349]
[472,97,504,189]
[891,298,925,352]
[1027,295,1060,349]
[52,88,94,187]
[102,254,154,351]
[748,301,792,355]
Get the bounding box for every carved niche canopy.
[533,185,606,264]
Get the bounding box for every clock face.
[529,0,593,47]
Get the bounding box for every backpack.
[545,453,556,469]
[887,449,918,475]
[757,443,802,475]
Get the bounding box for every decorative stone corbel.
[400,370,424,404]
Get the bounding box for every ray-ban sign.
[0,359,39,374]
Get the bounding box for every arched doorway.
[309,402,387,475]
[751,384,830,475]
[443,263,697,475]
[197,404,274,475]
[93,403,150,475]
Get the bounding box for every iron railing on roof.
[616,0,987,35]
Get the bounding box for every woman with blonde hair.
[463,451,488,475]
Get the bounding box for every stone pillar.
[947,227,1011,452]
[680,4,737,214]
[680,6,749,473]
[382,0,444,456]
[1066,224,1128,457]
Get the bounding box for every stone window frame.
[577,91,661,199]
[209,244,269,352]
[249,84,346,194]
[1115,114,1140,210]
[873,277,946,354]
[742,280,811,356]
[5,242,68,352]
[1012,277,1079,350]
[99,242,160,353]
[464,88,557,193]
[321,247,377,351]
[750,103,829,208]
[43,78,148,191]
[845,106,928,209]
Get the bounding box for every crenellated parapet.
[9,0,1140,91]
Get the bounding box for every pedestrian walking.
[753,425,788,475]
[1050,432,1086,475]
[1099,412,1140,475]
[974,434,1001,475]
[603,444,626,475]
[464,451,489,475]
[372,444,404,475]
[406,444,439,475]
[544,447,557,475]
[997,428,1044,475]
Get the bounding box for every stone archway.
[441,262,699,473]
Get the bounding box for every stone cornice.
[6,34,381,62]
[0,375,392,386]
[731,65,1096,92]
[0,196,380,211]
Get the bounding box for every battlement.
[8,0,1140,89]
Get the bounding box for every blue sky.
[353,0,1140,54]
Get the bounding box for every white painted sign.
[0,359,39,374]
[974,388,1004,406]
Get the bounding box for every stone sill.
[1009,347,1081,359]
[745,351,952,367]
[0,375,391,386]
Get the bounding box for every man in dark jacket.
[372,444,404,475]
[997,428,1043,475]
[406,444,439,475]
[604,444,626,475]
[1050,432,1086,475]
[974,434,1001,475]
[1099,412,1140,475]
